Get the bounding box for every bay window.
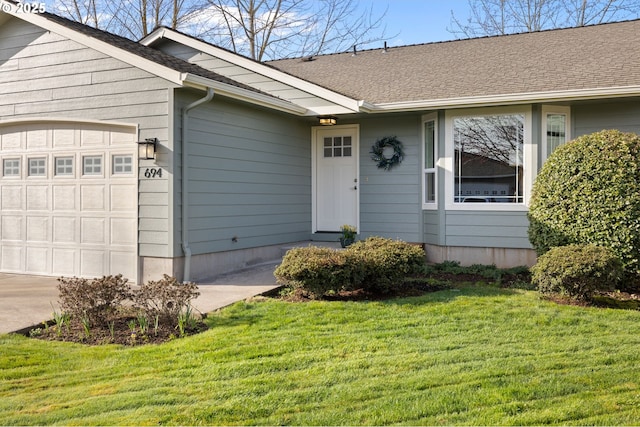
[445,107,533,210]
[423,113,437,208]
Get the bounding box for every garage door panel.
[26,186,49,210]
[26,129,47,149]
[111,184,136,212]
[80,250,106,277]
[1,123,137,280]
[2,186,23,210]
[53,128,75,148]
[53,185,76,210]
[53,217,76,243]
[81,217,106,244]
[2,216,23,241]
[1,131,21,150]
[26,216,48,242]
[52,248,77,275]
[26,247,49,274]
[81,185,105,210]
[1,245,23,271]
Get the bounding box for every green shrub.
[348,237,426,293]
[57,275,131,325]
[530,244,622,300]
[274,238,425,297]
[528,129,640,275]
[132,275,200,325]
[274,246,364,298]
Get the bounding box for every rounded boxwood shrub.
[530,244,622,300]
[347,237,426,293]
[528,129,640,275]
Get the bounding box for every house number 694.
[144,168,163,178]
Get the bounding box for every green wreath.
[370,136,404,171]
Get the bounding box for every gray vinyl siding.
[0,17,175,258]
[357,114,423,242]
[573,100,640,136]
[174,91,311,255]
[444,211,530,248]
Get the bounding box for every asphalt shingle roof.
[268,20,640,104]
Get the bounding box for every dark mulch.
[26,314,207,346]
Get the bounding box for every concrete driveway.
[0,262,281,334]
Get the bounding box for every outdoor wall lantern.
[138,138,157,160]
[318,115,337,126]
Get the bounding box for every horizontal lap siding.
[0,18,173,257]
[177,95,311,255]
[445,211,531,248]
[357,115,422,242]
[573,101,640,136]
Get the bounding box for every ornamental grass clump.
[528,129,640,278]
[531,244,622,301]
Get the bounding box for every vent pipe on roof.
[383,41,388,52]
[352,45,357,56]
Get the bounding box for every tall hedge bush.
[528,129,640,275]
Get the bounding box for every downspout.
[181,88,215,282]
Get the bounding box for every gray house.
[2,0,640,283]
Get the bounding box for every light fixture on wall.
[318,115,337,126]
[138,138,157,160]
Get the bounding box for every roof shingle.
[268,20,640,104]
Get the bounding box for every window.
[83,156,102,175]
[55,157,74,176]
[423,113,437,208]
[323,136,352,157]
[445,107,533,210]
[3,159,20,177]
[112,155,133,174]
[542,106,571,161]
[28,158,46,177]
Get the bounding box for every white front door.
[313,125,359,232]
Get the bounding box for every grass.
[1,285,640,425]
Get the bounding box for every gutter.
[181,87,215,282]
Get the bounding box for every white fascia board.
[183,73,308,115]
[2,3,185,85]
[360,86,640,113]
[142,28,361,112]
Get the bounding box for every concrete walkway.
[0,261,282,334]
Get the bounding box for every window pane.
[113,155,133,174]
[454,114,524,203]
[324,148,332,157]
[547,114,566,155]
[424,120,435,168]
[3,159,20,177]
[55,157,74,176]
[83,156,102,175]
[28,158,46,176]
[425,173,435,203]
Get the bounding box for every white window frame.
[28,157,47,177]
[422,113,438,209]
[82,155,103,176]
[444,106,534,211]
[541,105,571,162]
[55,156,74,177]
[112,154,134,175]
[3,158,20,178]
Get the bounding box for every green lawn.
[1,286,640,425]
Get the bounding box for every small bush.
[274,246,364,298]
[132,274,200,325]
[531,244,622,300]
[57,275,131,325]
[348,237,425,293]
[274,238,425,297]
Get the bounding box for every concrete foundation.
[424,244,537,268]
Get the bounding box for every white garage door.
[0,121,138,280]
